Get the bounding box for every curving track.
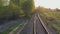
[18,12,53,34]
[33,14,48,34]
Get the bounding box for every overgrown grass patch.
[39,11,60,34]
[47,21,60,34]
[52,23,60,34]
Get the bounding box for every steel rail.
[37,13,52,34]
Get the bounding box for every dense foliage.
[0,0,35,24]
[21,0,35,17]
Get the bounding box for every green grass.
[48,21,60,34]
[51,23,60,34]
[52,24,60,31]
[40,11,60,34]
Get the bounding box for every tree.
[21,0,35,17]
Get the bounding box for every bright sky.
[34,0,60,9]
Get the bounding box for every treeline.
[0,0,35,24]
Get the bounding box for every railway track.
[18,12,53,34]
[33,13,52,34]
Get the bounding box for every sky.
[34,0,60,9]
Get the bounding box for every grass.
[39,11,60,34]
[48,21,60,34]
[52,24,60,31]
